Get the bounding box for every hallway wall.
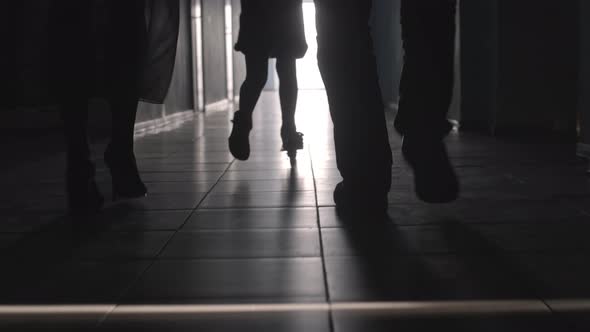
[137,0,195,124]
[578,0,590,158]
[371,0,403,110]
[201,0,229,109]
[461,0,579,138]
[165,0,195,116]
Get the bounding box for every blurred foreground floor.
[0,91,590,331]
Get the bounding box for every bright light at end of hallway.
[294,2,332,144]
[296,3,324,91]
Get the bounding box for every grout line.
[111,116,239,312]
[95,304,117,327]
[308,142,336,332]
[149,158,237,258]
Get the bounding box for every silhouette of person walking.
[315,0,459,217]
[50,0,179,215]
[229,0,308,164]
[395,0,459,203]
[315,0,393,216]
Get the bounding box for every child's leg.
[276,57,298,133]
[239,55,269,119]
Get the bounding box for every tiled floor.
[1,91,590,330]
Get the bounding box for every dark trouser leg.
[109,96,139,154]
[315,0,392,199]
[104,0,145,154]
[276,57,299,132]
[239,55,269,118]
[61,99,91,167]
[394,0,459,204]
[51,0,93,166]
[102,0,147,198]
[61,99,104,213]
[229,55,268,160]
[395,0,456,139]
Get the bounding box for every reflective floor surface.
[1,91,590,331]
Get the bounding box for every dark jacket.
[235,0,308,58]
[1,0,179,108]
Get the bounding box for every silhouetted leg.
[395,0,456,139]
[276,57,298,134]
[229,55,269,161]
[239,55,269,119]
[61,100,91,166]
[395,0,459,203]
[109,95,139,155]
[315,0,392,215]
[51,0,104,214]
[103,0,147,199]
[52,0,93,163]
[105,0,144,148]
[60,100,104,214]
[276,57,303,161]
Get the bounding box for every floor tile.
[100,311,331,332]
[321,223,490,256]
[125,258,326,303]
[319,198,588,227]
[114,193,207,210]
[160,229,320,258]
[0,260,150,304]
[141,171,224,183]
[221,170,313,181]
[325,255,534,301]
[210,179,315,194]
[199,191,316,208]
[322,221,590,257]
[229,160,312,171]
[74,231,174,259]
[511,254,590,298]
[146,181,216,194]
[140,163,229,172]
[0,213,66,232]
[182,208,317,230]
[95,210,192,231]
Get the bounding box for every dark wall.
[461,0,579,138]
[460,1,499,133]
[202,0,228,106]
[578,0,590,147]
[497,1,578,135]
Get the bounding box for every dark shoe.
[401,137,459,203]
[229,111,252,161]
[281,127,304,165]
[66,160,104,215]
[334,181,388,218]
[104,146,147,201]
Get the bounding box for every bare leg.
[276,57,298,134]
[229,55,269,161]
[239,55,269,118]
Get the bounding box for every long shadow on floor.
[329,214,567,331]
